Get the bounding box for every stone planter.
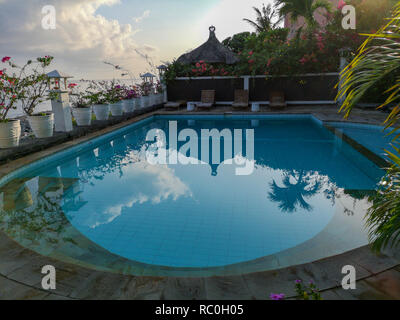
[0,119,21,148]
[93,104,110,121]
[110,101,124,116]
[28,113,54,139]
[72,107,92,126]
[122,100,135,113]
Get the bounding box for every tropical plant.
[222,32,253,54]
[274,0,332,30]
[337,1,400,252]
[243,3,283,33]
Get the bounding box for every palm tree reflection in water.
[268,170,326,213]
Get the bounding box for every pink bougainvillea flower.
[270,293,285,301]
[338,0,346,10]
[248,59,255,64]
[1,56,11,63]
[248,51,253,56]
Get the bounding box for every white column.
[243,76,250,91]
[50,90,73,132]
[338,48,350,107]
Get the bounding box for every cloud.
[0,0,158,79]
[133,10,150,23]
[71,156,193,229]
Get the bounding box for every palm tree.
[337,2,400,253]
[243,3,283,33]
[274,0,332,30]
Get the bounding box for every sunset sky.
[0,0,272,80]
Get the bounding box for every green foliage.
[243,3,282,33]
[295,280,322,300]
[347,0,398,34]
[222,32,253,54]
[337,1,400,253]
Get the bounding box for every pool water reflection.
[0,116,384,275]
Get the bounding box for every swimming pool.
[330,122,395,158]
[0,115,385,276]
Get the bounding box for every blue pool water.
[0,116,385,274]
[331,122,395,157]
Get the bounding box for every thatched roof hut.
[177,26,239,65]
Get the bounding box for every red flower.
[68,83,78,88]
[1,56,11,63]
[248,51,253,56]
[248,59,255,64]
[338,0,346,10]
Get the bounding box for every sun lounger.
[164,100,186,109]
[232,89,249,109]
[269,91,287,110]
[197,90,215,109]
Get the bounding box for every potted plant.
[140,82,152,109]
[122,86,138,113]
[87,81,110,121]
[0,57,22,148]
[10,56,55,139]
[156,81,164,105]
[107,82,124,116]
[69,84,92,126]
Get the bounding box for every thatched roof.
[177,26,239,65]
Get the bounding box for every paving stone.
[363,269,400,300]
[162,277,206,300]
[115,276,168,300]
[311,250,371,285]
[340,246,399,275]
[68,271,132,300]
[204,275,252,300]
[333,279,395,300]
[0,275,49,300]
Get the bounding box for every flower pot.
[141,96,149,109]
[73,107,92,126]
[133,98,140,110]
[0,119,21,148]
[157,93,164,104]
[93,104,110,121]
[149,94,155,107]
[28,113,54,139]
[122,100,135,113]
[110,101,124,116]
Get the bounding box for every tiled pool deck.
[1,105,400,300]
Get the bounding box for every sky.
[0,0,273,80]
